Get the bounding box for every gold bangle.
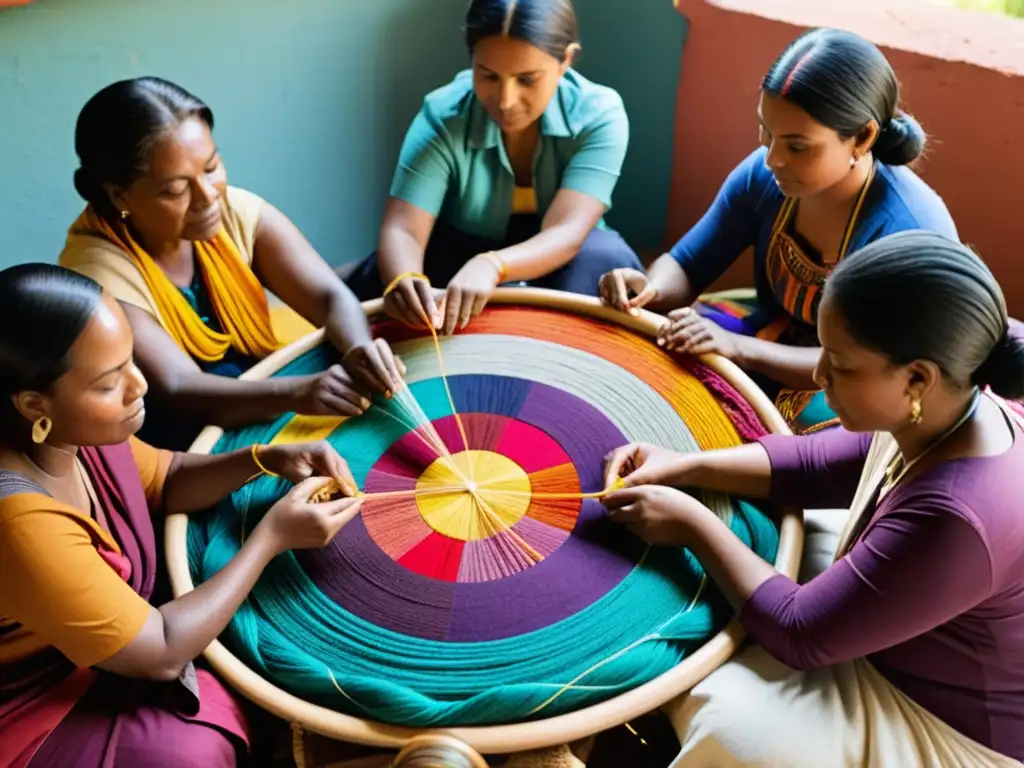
[478,252,508,282]
[382,271,428,299]
[250,443,279,477]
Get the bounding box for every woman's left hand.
[258,441,358,496]
[440,255,502,335]
[657,307,742,360]
[601,485,711,546]
[341,338,406,398]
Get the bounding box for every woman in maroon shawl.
[0,264,363,767]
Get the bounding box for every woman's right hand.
[599,268,658,315]
[604,442,691,489]
[294,365,372,417]
[261,476,364,553]
[383,275,442,330]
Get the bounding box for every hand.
[256,441,358,495]
[598,268,658,315]
[658,307,741,360]
[601,485,710,546]
[439,255,501,335]
[293,365,372,417]
[604,442,691,489]
[260,476,364,553]
[341,338,407,399]
[383,275,442,330]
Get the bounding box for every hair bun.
[73,167,96,203]
[972,329,1024,400]
[872,113,926,167]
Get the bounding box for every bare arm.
[251,203,374,358]
[492,189,607,282]
[734,336,822,390]
[123,303,307,428]
[161,448,259,516]
[644,253,700,311]
[377,198,435,287]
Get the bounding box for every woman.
[599,28,957,435]
[59,77,404,451]
[346,0,643,335]
[601,232,1024,766]
[0,264,365,768]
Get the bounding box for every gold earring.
[910,398,923,425]
[31,416,52,444]
[120,209,129,220]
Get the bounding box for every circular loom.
[166,289,803,753]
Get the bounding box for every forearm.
[492,224,584,282]
[157,371,309,429]
[645,254,698,311]
[163,447,263,515]
[321,290,375,357]
[378,226,427,286]
[154,525,278,674]
[670,443,773,499]
[685,505,779,611]
[734,337,821,389]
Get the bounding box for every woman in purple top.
[602,231,1024,765]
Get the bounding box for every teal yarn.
[185,343,781,727]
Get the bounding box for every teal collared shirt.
[389,68,629,239]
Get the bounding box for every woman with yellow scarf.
[60,77,403,450]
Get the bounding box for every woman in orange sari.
[0,264,363,767]
[60,77,403,450]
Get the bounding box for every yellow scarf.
[83,208,280,363]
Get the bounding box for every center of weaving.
[415,450,532,541]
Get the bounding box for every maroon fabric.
[747,413,1024,760]
[0,442,249,768]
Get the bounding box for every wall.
[574,0,688,252]
[669,0,1024,314]
[0,0,687,272]
[0,0,467,270]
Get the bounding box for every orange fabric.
[127,436,173,513]
[0,445,170,670]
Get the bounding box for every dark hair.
[762,28,925,167]
[464,0,578,61]
[0,265,103,441]
[73,77,213,221]
[825,231,1024,400]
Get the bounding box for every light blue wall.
[574,0,687,252]
[0,0,467,269]
[0,0,685,269]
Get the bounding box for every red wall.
[667,0,1024,314]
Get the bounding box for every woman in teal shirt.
[346,0,642,335]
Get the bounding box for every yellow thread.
[382,271,428,299]
[250,443,278,477]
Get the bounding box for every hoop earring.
[909,398,923,425]
[31,416,52,444]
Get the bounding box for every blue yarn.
[186,348,781,726]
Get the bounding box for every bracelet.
[382,271,428,299]
[250,443,279,477]
[477,252,508,283]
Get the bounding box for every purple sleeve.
[739,493,994,670]
[758,428,872,509]
[669,150,760,294]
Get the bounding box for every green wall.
[0,0,685,270]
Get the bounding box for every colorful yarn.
[186,306,780,726]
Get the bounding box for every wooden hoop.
[165,288,804,754]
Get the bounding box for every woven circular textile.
[185,304,781,729]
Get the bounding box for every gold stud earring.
[909,397,923,425]
[31,416,52,444]
[120,209,129,220]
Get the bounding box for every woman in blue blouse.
[347,0,642,335]
[600,28,958,434]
